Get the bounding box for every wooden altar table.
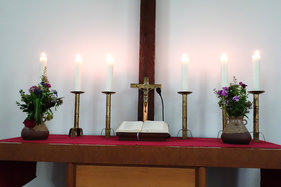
[0,135,281,187]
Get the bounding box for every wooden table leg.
[67,163,76,187]
[196,167,206,187]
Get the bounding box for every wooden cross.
[137,0,156,121]
[131,77,161,121]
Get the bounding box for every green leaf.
[34,98,42,124]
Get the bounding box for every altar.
[0,135,281,187]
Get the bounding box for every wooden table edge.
[0,142,281,169]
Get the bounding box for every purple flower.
[217,90,228,96]
[221,90,228,96]
[239,82,247,88]
[41,82,51,88]
[34,89,42,95]
[232,96,240,101]
[52,90,58,97]
[222,87,229,91]
[29,86,37,93]
[29,86,41,94]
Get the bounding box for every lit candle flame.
[106,54,114,64]
[182,53,189,63]
[75,54,82,64]
[220,53,228,62]
[252,50,261,60]
[40,52,47,62]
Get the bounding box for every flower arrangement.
[17,74,63,128]
[214,77,252,118]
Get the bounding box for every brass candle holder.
[178,91,192,139]
[102,91,115,138]
[69,91,84,137]
[249,90,265,142]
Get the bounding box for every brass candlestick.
[102,91,115,138]
[249,90,265,142]
[178,91,192,139]
[69,91,84,137]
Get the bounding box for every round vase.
[221,116,252,145]
[21,123,49,140]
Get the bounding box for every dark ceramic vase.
[221,116,252,145]
[21,123,49,140]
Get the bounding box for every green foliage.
[16,75,63,125]
[214,77,252,118]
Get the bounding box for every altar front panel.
[75,165,199,187]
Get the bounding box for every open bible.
[116,121,170,141]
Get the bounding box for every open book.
[116,121,170,141]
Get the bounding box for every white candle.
[220,53,228,87]
[106,54,114,91]
[252,50,261,90]
[181,54,189,91]
[75,54,82,91]
[39,52,47,78]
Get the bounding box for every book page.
[116,121,143,133]
[141,121,169,133]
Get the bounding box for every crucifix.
[131,77,161,121]
[135,0,156,121]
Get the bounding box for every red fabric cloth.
[0,161,36,187]
[1,135,281,149]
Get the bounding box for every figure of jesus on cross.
[131,77,161,121]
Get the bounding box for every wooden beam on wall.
[138,0,156,120]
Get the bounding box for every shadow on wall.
[207,167,238,187]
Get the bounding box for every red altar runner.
[1,135,281,149]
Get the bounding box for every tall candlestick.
[39,52,47,78]
[252,50,261,90]
[75,54,82,91]
[181,54,189,91]
[220,53,228,87]
[178,91,192,139]
[106,54,114,91]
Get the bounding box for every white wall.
[155,0,281,187]
[1,0,281,186]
